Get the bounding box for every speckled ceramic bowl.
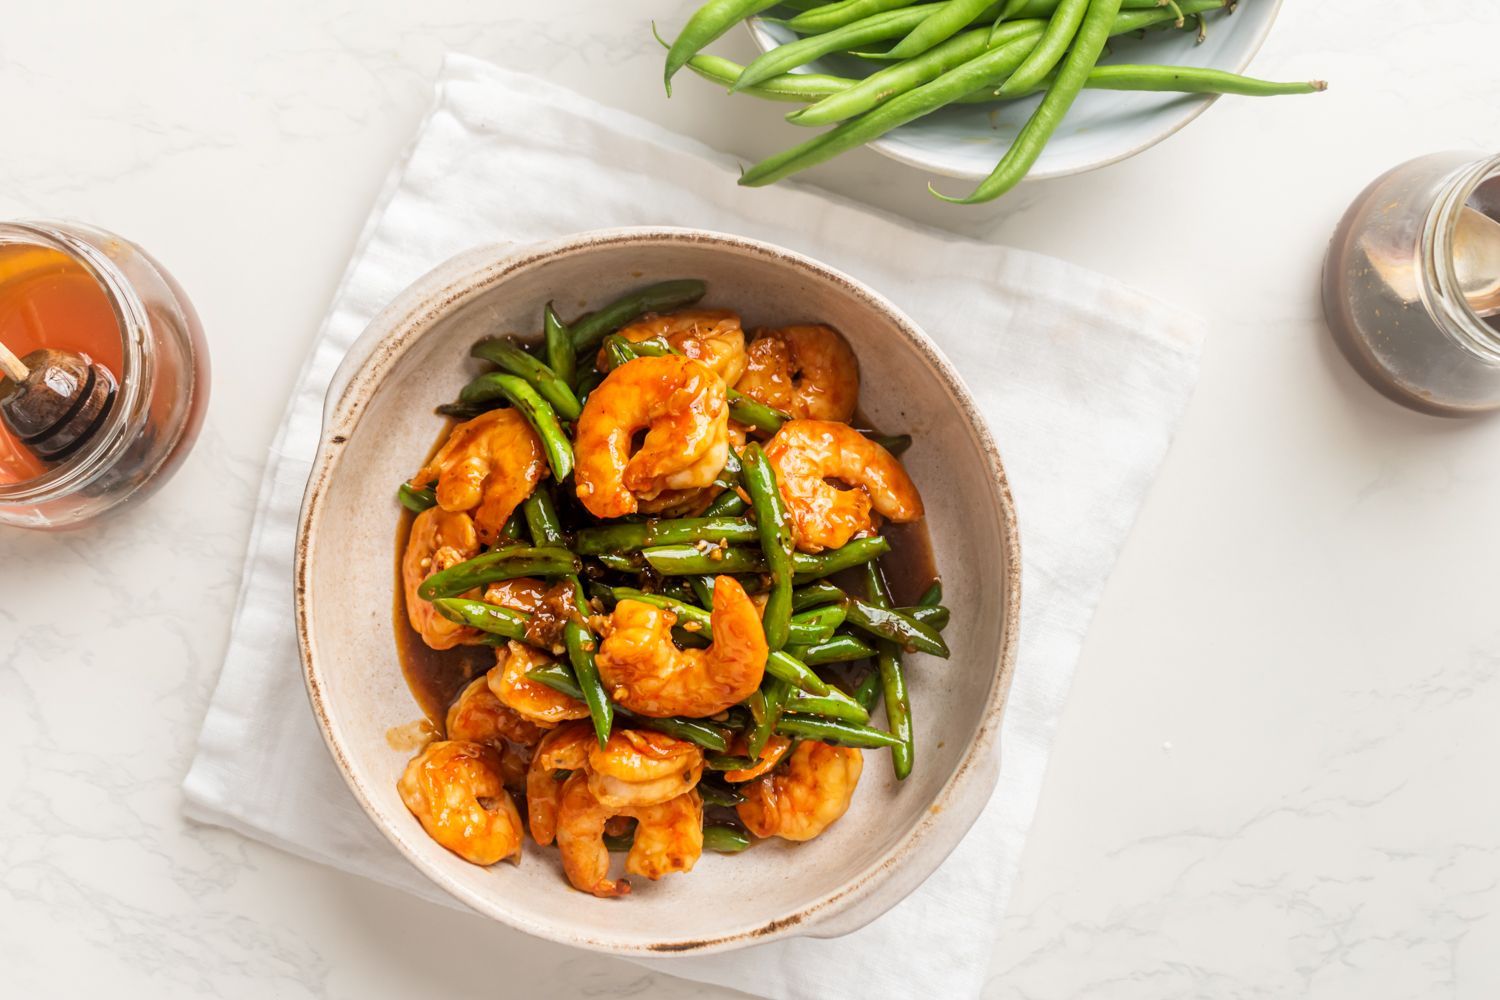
[747,0,1284,181]
[295,228,1020,955]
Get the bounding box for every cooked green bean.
[864,561,914,778]
[640,536,890,579]
[733,3,944,92]
[931,0,1123,204]
[886,0,1001,61]
[398,482,437,513]
[543,302,577,388]
[785,633,878,665]
[918,580,943,606]
[457,373,574,481]
[867,432,914,455]
[766,650,831,695]
[569,280,707,351]
[703,824,753,853]
[791,603,847,643]
[575,517,759,555]
[698,780,746,807]
[853,668,883,711]
[787,685,871,724]
[993,0,1085,96]
[742,443,794,650]
[595,550,647,572]
[664,0,786,95]
[727,391,790,434]
[775,713,905,749]
[689,575,717,609]
[843,598,950,656]
[792,535,892,582]
[430,598,531,641]
[904,603,951,630]
[788,0,918,34]
[563,576,612,747]
[417,545,580,600]
[706,752,758,771]
[470,337,583,421]
[747,677,789,758]
[792,580,846,611]
[523,483,567,547]
[502,508,527,540]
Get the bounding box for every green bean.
[522,483,567,547]
[574,368,605,404]
[741,443,794,650]
[502,508,527,540]
[706,752,758,771]
[931,0,1122,204]
[733,3,944,92]
[904,603,951,630]
[575,517,759,555]
[562,577,612,747]
[712,444,743,493]
[398,483,437,513]
[728,391,790,434]
[1068,64,1329,97]
[918,580,943,606]
[639,536,890,579]
[569,280,707,351]
[457,373,573,481]
[543,302,577,387]
[747,677,789,758]
[843,598,950,656]
[526,661,730,752]
[792,535,892,582]
[787,687,871,725]
[867,431,914,455]
[886,0,1000,61]
[434,400,492,420]
[661,27,856,102]
[702,488,750,518]
[775,713,905,749]
[853,668,883,711]
[864,561,914,777]
[664,0,785,95]
[766,649,831,695]
[417,545,580,600]
[789,603,846,644]
[595,551,647,572]
[689,575,717,609]
[792,580,846,611]
[785,633,877,665]
[610,587,838,648]
[602,336,637,372]
[703,824,753,853]
[739,2,1207,187]
[994,0,1085,96]
[470,338,583,421]
[430,598,531,641]
[698,780,746,807]
[788,0,918,34]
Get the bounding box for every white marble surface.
[1,1,1497,996]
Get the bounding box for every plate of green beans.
[661,0,1321,200]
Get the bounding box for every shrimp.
[595,575,767,718]
[588,729,704,808]
[764,419,924,553]
[411,409,546,545]
[397,740,524,865]
[722,734,792,783]
[612,310,748,386]
[735,325,859,423]
[526,722,596,846]
[402,507,482,650]
[487,641,590,726]
[555,773,703,897]
[573,355,729,519]
[736,740,862,842]
[446,675,547,791]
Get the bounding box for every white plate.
[747,0,1284,181]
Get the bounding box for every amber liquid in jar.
[0,243,123,483]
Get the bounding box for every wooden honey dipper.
[0,338,118,463]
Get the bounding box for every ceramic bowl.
[747,0,1284,181]
[295,227,1021,955]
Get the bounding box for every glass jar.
[0,221,209,529]
[1323,151,1500,416]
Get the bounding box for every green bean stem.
[664,0,785,95]
[398,483,437,513]
[569,280,707,351]
[416,545,580,600]
[470,338,583,421]
[430,598,531,641]
[457,373,574,481]
[742,443,795,650]
[775,713,904,749]
[575,517,759,555]
[543,302,577,387]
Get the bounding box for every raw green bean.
[747,677,789,758]
[733,3,944,92]
[522,483,567,547]
[788,603,846,644]
[993,0,1085,96]
[792,580,846,611]
[775,713,905,749]
[703,824,753,853]
[470,338,583,421]
[843,598,950,656]
[787,688,871,725]
[526,661,730,752]
[698,780,746,807]
[664,0,785,95]
[430,598,531,641]
[931,0,1123,203]
[864,561,914,778]
[564,576,612,747]
[417,545,580,600]
[656,23,857,102]
[785,633,878,665]
[543,302,577,388]
[742,443,794,650]
[1069,64,1328,97]
[569,280,707,351]
[457,373,574,481]
[788,0,919,34]
[575,517,759,555]
[398,483,437,512]
[885,0,1001,61]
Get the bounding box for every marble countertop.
[3,1,1498,996]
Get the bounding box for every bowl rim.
[294,226,1023,954]
[745,0,1285,181]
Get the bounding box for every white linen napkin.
[183,55,1203,1000]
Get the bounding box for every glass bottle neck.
[1422,154,1500,365]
